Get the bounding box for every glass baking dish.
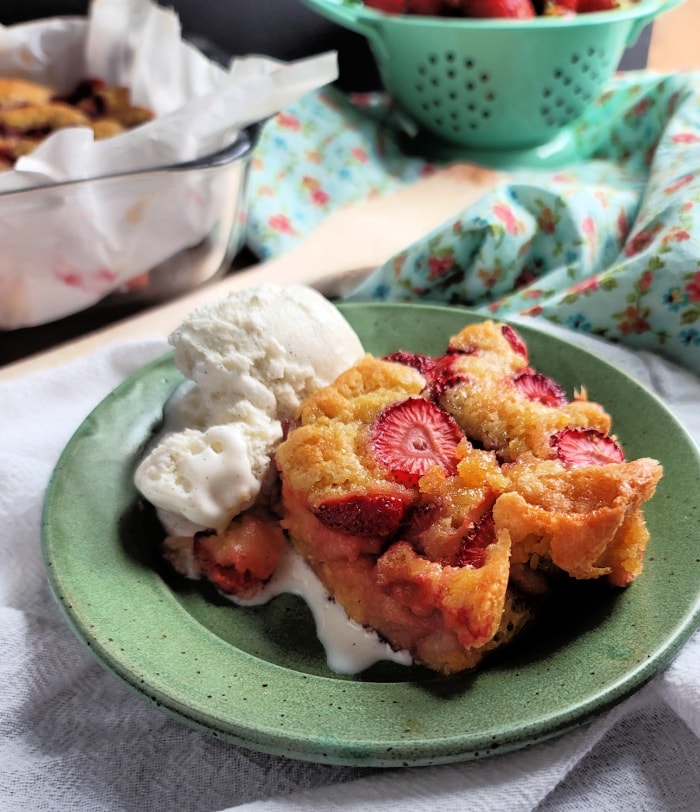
[0,124,259,329]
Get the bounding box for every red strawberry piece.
[463,0,536,18]
[456,511,496,569]
[399,499,442,541]
[551,427,625,468]
[314,493,407,538]
[427,353,470,398]
[407,0,446,13]
[365,0,406,12]
[370,397,463,487]
[192,515,287,596]
[513,371,568,407]
[193,530,259,596]
[443,0,471,12]
[575,0,618,11]
[501,324,529,359]
[383,350,470,398]
[383,350,435,375]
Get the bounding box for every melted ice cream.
[231,546,412,674]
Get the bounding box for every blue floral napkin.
[246,71,700,376]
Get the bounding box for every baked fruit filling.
[274,320,663,675]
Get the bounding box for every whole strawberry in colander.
[461,0,536,17]
[364,0,407,11]
[364,0,624,14]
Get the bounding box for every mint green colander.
[302,0,684,166]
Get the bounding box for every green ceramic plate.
[42,302,700,767]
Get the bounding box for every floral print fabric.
[246,72,700,375]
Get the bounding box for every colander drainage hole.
[412,51,497,134]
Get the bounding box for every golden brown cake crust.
[441,321,611,460]
[0,76,154,169]
[0,77,53,105]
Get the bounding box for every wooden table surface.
[647,0,699,71]
[1,0,698,384]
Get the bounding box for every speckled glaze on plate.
[42,302,700,767]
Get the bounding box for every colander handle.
[303,0,378,39]
[626,0,687,47]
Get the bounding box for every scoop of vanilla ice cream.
[134,412,282,531]
[169,285,365,424]
[135,285,364,532]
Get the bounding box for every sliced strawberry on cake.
[370,397,463,487]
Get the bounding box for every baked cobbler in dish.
[0,76,153,170]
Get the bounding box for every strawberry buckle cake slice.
[275,320,663,675]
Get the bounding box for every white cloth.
[1,332,699,812]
